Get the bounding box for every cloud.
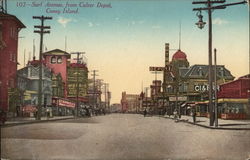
[115,17,120,21]
[152,25,161,29]
[213,18,229,25]
[57,17,72,28]
[88,22,94,27]
[138,20,145,24]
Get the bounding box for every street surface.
[1,114,250,160]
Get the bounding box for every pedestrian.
[143,108,147,117]
[192,109,196,124]
[173,109,178,121]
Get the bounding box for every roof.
[172,50,187,60]
[0,12,26,28]
[181,64,235,80]
[43,49,71,58]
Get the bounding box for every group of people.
[173,109,196,123]
[143,108,197,124]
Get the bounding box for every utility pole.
[71,52,85,117]
[145,87,149,112]
[103,83,108,110]
[192,0,247,126]
[33,15,52,120]
[151,71,161,110]
[91,70,98,110]
[214,48,218,127]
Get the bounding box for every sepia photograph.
[0,0,249,159]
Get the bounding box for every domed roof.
[172,49,187,60]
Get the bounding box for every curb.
[163,116,250,131]
[0,117,75,128]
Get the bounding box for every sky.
[6,0,249,103]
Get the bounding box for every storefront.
[218,75,250,119]
[52,97,75,116]
[219,99,248,120]
[194,102,208,117]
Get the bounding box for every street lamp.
[192,0,247,126]
[195,11,206,29]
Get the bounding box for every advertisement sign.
[58,99,75,108]
[169,96,187,101]
[194,84,220,92]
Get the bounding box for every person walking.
[143,108,147,117]
[192,109,196,124]
[173,109,178,122]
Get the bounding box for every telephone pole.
[71,52,85,117]
[33,15,52,120]
[91,70,98,110]
[192,0,247,126]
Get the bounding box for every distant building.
[0,12,25,113]
[121,92,139,113]
[110,103,122,113]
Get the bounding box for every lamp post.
[192,0,247,126]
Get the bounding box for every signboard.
[194,84,220,92]
[149,66,172,71]
[67,67,88,97]
[58,99,75,108]
[169,96,187,101]
[149,66,164,71]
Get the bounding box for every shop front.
[219,99,248,120]
[194,102,208,117]
[52,97,75,116]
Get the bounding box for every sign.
[149,66,165,71]
[67,67,88,97]
[169,96,187,101]
[149,66,172,71]
[58,99,75,108]
[194,85,220,92]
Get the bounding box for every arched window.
[51,56,56,64]
[57,56,62,64]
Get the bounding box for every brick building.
[0,12,25,113]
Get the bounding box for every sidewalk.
[1,116,75,127]
[163,115,250,130]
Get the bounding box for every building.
[17,60,52,116]
[121,92,140,113]
[150,80,162,114]
[217,74,250,119]
[67,62,88,103]
[110,103,122,113]
[43,49,71,97]
[0,11,25,113]
[161,43,234,116]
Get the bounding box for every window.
[13,53,16,62]
[9,53,12,61]
[57,56,62,64]
[198,67,203,76]
[10,27,16,38]
[51,56,56,64]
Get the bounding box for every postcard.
[0,0,249,160]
